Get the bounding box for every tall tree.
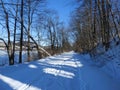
[19,0,24,63]
[71,0,120,54]
[0,0,14,65]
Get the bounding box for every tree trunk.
[19,0,24,63]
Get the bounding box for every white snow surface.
[92,44,120,81]
[0,50,37,66]
[0,51,120,90]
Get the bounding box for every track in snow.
[0,51,120,90]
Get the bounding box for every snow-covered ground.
[0,50,9,66]
[0,50,38,66]
[0,51,120,90]
[92,44,120,82]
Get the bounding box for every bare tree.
[19,0,24,63]
[0,0,14,65]
[70,0,120,54]
[12,0,19,64]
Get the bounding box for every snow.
[92,44,120,82]
[0,51,120,90]
[0,50,38,66]
[0,50,9,66]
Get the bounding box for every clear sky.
[47,0,76,26]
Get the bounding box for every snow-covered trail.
[0,52,120,90]
[78,55,120,90]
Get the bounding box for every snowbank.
[93,44,120,82]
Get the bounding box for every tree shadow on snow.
[0,52,84,90]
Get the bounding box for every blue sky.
[47,0,76,26]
